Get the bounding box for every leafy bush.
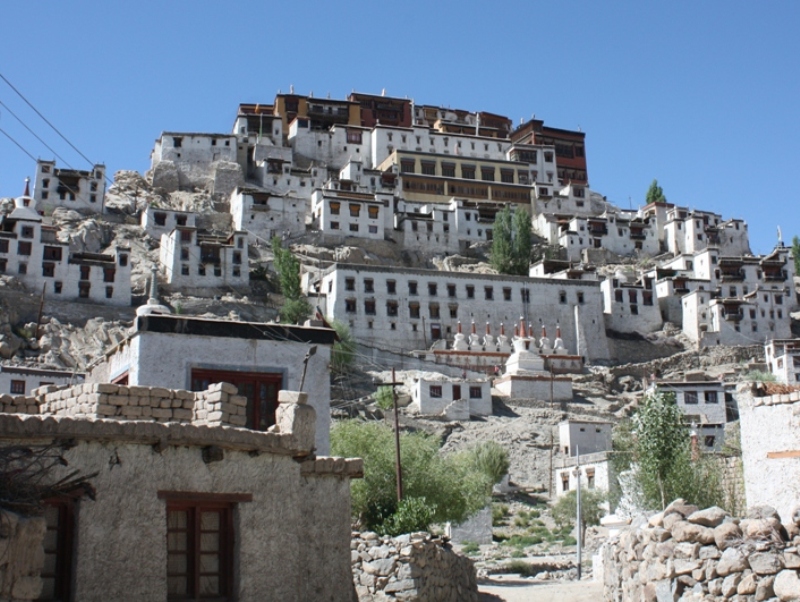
[744,370,777,382]
[463,441,510,490]
[330,421,492,534]
[329,319,356,376]
[492,503,509,526]
[461,541,480,555]
[375,386,394,411]
[551,488,606,529]
[503,560,540,577]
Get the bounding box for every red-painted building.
[511,119,588,185]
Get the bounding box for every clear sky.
[1,1,798,255]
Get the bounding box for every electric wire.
[0,72,94,167]
[0,98,73,168]
[0,125,37,162]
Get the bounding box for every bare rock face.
[150,160,180,192]
[748,551,785,575]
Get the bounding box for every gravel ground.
[479,576,603,602]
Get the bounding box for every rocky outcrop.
[603,499,800,601]
[351,531,478,601]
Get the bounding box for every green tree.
[645,179,667,204]
[330,421,494,535]
[464,441,510,488]
[271,236,311,324]
[491,206,532,275]
[374,385,394,411]
[792,235,800,275]
[614,391,724,511]
[329,319,356,376]
[551,488,606,530]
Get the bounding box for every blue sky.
[1,1,798,254]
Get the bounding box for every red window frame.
[190,369,282,431]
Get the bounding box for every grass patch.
[461,541,480,555]
[503,560,540,577]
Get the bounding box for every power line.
[0,99,73,168]
[0,71,94,167]
[0,125,36,162]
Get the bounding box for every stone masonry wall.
[0,511,46,602]
[603,498,800,601]
[351,531,479,602]
[0,382,248,428]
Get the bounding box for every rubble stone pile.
[351,531,478,601]
[603,498,800,601]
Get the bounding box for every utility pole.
[388,368,404,502]
[573,447,583,580]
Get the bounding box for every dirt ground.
[479,576,603,602]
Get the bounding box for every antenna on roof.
[289,84,294,94]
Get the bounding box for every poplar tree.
[645,179,667,204]
[491,206,532,276]
[271,236,311,324]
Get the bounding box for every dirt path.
[479,576,603,602]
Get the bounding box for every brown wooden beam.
[767,450,800,459]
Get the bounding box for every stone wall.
[351,531,478,602]
[0,382,250,429]
[603,498,800,601]
[0,511,46,602]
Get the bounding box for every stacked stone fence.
[0,382,248,428]
[351,531,478,602]
[603,498,800,601]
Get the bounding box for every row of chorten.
[451,318,568,355]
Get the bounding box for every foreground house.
[0,384,361,602]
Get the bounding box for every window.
[442,163,455,177]
[54,281,62,294]
[42,263,55,277]
[559,291,567,304]
[684,391,698,405]
[345,298,356,313]
[429,385,443,398]
[367,206,379,219]
[180,248,190,261]
[79,265,90,280]
[461,165,476,180]
[577,291,585,304]
[409,281,418,295]
[177,215,188,227]
[198,265,206,276]
[447,284,456,298]
[181,264,190,276]
[10,380,25,394]
[163,497,243,601]
[105,286,114,299]
[503,287,512,301]
[521,288,530,303]
[39,499,75,602]
[562,474,569,492]
[400,159,415,173]
[119,255,128,267]
[18,241,32,255]
[480,167,495,182]
[705,435,716,448]
[387,280,396,294]
[364,299,376,315]
[469,386,482,399]
[232,266,241,278]
[79,282,90,298]
[0,240,7,253]
[428,282,438,296]
[21,226,34,239]
[154,212,167,226]
[484,286,493,300]
[364,279,374,293]
[409,302,420,319]
[705,391,718,404]
[349,224,359,232]
[180,230,192,243]
[421,161,436,175]
[386,301,398,317]
[500,169,514,183]
[191,370,281,431]
[586,469,595,489]
[330,221,339,230]
[329,201,340,215]
[449,304,458,319]
[615,290,623,303]
[103,268,116,283]
[345,277,355,291]
[18,263,27,275]
[466,285,475,299]
[232,252,241,265]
